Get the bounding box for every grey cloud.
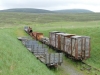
[1,0,69,8]
[0,0,100,12]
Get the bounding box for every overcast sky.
[0,0,100,12]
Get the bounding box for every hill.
[54,9,94,13]
[0,8,94,13]
[0,8,53,13]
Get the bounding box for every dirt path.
[48,48,85,75]
[61,60,85,75]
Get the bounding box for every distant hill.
[0,8,53,13]
[0,8,94,13]
[54,9,94,13]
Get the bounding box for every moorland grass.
[0,28,56,75]
[0,12,100,75]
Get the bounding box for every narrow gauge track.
[81,61,100,72]
[24,26,100,73]
[42,40,100,72]
[41,40,100,74]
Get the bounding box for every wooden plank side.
[65,37,71,54]
[71,38,76,57]
[59,53,63,63]
[85,38,90,57]
[45,54,50,64]
[50,53,54,64]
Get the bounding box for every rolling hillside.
[0,8,93,13]
[54,9,94,13]
[0,8,53,13]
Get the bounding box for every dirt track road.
[61,60,85,75]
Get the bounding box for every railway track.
[23,26,100,74]
[81,61,100,72]
[40,40,100,73]
[47,42,100,72]
[41,41,100,75]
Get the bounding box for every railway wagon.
[55,33,64,50]
[61,34,75,53]
[49,31,62,47]
[24,26,29,32]
[24,26,32,34]
[24,26,44,40]
[24,26,91,60]
[71,36,90,60]
[40,37,49,45]
[45,53,63,66]
[49,32,91,60]
[18,36,63,67]
[31,32,43,40]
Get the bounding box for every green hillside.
[0,12,100,75]
[0,28,54,75]
[54,9,93,13]
[0,8,53,13]
[0,8,93,13]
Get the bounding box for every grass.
[0,28,56,75]
[0,28,69,75]
[0,12,100,75]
